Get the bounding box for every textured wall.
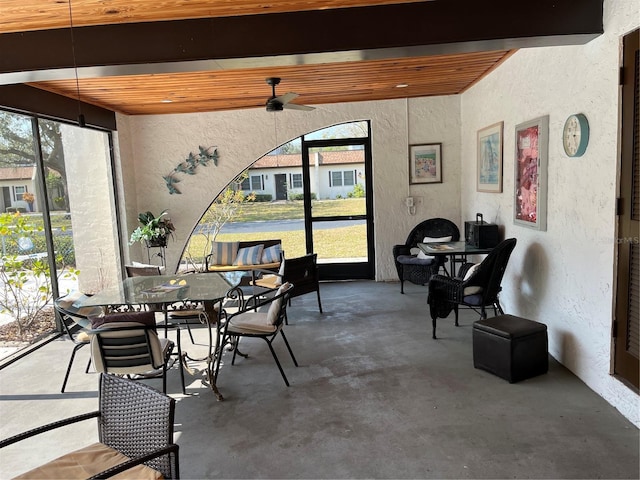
[116,97,460,281]
[460,0,639,426]
[62,125,120,293]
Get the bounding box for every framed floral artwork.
[477,122,503,193]
[514,115,548,231]
[409,143,442,184]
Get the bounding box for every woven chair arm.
[0,411,100,448]
[392,244,411,258]
[429,274,465,302]
[89,444,180,480]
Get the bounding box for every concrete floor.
[0,280,638,479]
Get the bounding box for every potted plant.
[129,210,175,247]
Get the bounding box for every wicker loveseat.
[392,218,460,293]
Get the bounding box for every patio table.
[75,272,235,400]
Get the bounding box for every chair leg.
[61,343,87,393]
[454,305,459,327]
[279,330,298,366]
[432,317,437,339]
[316,289,323,313]
[213,333,228,382]
[265,338,290,387]
[176,331,186,395]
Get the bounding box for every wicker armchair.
[0,373,180,479]
[392,218,460,293]
[427,238,517,338]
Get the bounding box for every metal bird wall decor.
[164,146,219,194]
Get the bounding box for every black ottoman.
[473,314,548,383]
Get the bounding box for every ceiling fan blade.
[283,103,316,111]
[275,92,299,104]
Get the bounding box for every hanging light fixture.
[67,0,85,127]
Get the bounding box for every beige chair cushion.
[207,262,280,272]
[228,311,277,334]
[13,442,163,480]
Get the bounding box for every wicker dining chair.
[0,373,180,479]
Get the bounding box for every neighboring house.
[0,166,37,213]
[241,150,365,200]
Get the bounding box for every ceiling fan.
[265,77,315,112]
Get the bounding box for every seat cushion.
[229,312,277,334]
[13,442,162,480]
[396,254,435,266]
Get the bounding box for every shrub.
[347,183,366,198]
[252,194,273,202]
[288,193,316,201]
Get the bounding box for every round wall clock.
[563,113,590,157]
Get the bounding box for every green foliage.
[288,193,316,201]
[0,212,78,337]
[347,183,366,198]
[129,210,175,245]
[252,194,272,202]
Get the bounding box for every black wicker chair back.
[0,373,180,479]
[99,373,179,479]
[427,238,517,338]
[392,218,460,293]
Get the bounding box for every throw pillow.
[417,250,436,261]
[266,282,292,325]
[234,244,264,266]
[463,263,482,295]
[463,263,481,280]
[210,241,239,266]
[261,244,282,264]
[90,311,157,329]
[423,235,452,243]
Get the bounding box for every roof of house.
[0,166,36,181]
[253,150,364,169]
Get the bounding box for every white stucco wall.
[116,96,461,281]
[61,125,120,293]
[460,0,639,426]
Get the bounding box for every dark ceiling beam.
[0,0,603,84]
[0,84,116,130]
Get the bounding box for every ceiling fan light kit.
[265,77,315,112]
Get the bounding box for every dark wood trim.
[0,84,116,131]
[0,0,603,77]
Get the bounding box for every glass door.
[301,134,374,280]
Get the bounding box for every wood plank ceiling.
[0,0,603,116]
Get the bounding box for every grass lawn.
[233,198,365,222]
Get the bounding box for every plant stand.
[145,237,167,268]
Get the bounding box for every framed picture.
[477,122,503,193]
[514,115,549,231]
[409,143,442,184]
